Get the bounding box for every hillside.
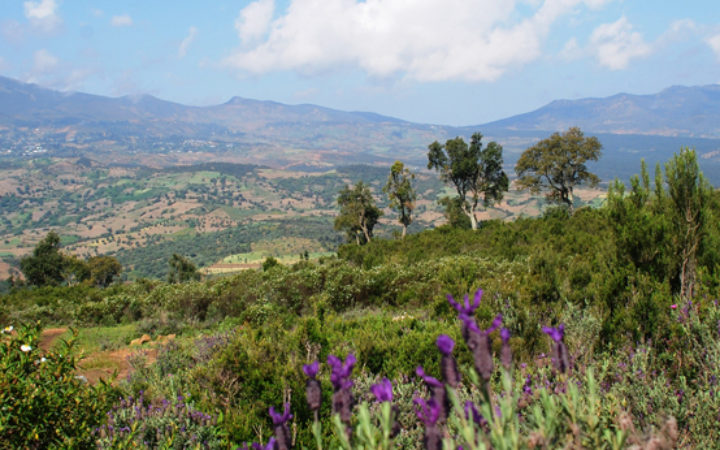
[2,76,720,183]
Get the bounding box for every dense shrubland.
[1,149,719,448]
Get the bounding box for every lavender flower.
[328,353,356,426]
[416,366,448,422]
[250,438,277,450]
[464,401,486,427]
[303,360,322,412]
[461,313,502,381]
[500,328,512,371]
[447,288,482,315]
[542,324,570,373]
[370,378,393,403]
[437,335,461,388]
[269,403,293,450]
[414,397,442,450]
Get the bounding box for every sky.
[1,0,719,126]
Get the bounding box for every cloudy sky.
[1,0,719,125]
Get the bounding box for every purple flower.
[437,336,461,388]
[523,374,533,395]
[464,401,486,427]
[415,366,443,388]
[269,404,293,450]
[436,335,455,355]
[370,378,393,403]
[500,328,512,370]
[303,361,319,379]
[250,438,277,450]
[414,398,440,426]
[328,353,356,391]
[416,366,448,421]
[269,403,293,425]
[447,288,483,315]
[542,324,569,373]
[542,324,565,343]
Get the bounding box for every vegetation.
[335,182,383,245]
[515,127,602,214]
[0,148,718,448]
[427,133,509,229]
[383,161,416,239]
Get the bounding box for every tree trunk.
[463,203,478,230]
[401,224,407,239]
[567,188,575,215]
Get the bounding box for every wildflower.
[414,397,442,450]
[447,288,482,315]
[542,324,570,373]
[2,325,13,334]
[20,344,32,352]
[437,334,461,387]
[464,401,486,427]
[328,353,356,426]
[303,361,322,412]
[370,378,393,403]
[269,403,293,450]
[670,304,677,309]
[461,313,502,381]
[249,438,277,450]
[416,366,448,422]
[500,328,512,371]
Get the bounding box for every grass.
[57,324,138,353]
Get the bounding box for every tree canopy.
[515,127,602,214]
[19,231,67,286]
[383,161,416,238]
[167,253,201,283]
[334,181,382,245]
[427,132,509,230]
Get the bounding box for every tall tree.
[427,132,509,230]
[515,127,602,214]
[383,161,416,238]
[334,181,382,245]
[664,148,713,298]
[88,255,123,287]
[19,231,67,286]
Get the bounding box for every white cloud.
[178,26,198,58]
[589,16,651,70]
[223,0,612,82]
[23,0,60,32]
[707,33,720,60]
[559,37,582,60]
[234,0,274,44]
[33,48,58,72]
[111,14,133,27]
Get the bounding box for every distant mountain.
[0,75,719,183]
[482,85,720,138]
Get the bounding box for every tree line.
[335,126,602,237]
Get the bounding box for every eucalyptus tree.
[335,181,382,245]
[427,132,509,230]
[383,161,416,238]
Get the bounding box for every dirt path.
[39,327,157,385]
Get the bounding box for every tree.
[383,161,416,238]
[334,181,382,245]
[87,255,122,287]
[19,231,67,286]
[427,133,509,230]
[664,148,713,298]
[167,253,201,283]
[515,127,602,214]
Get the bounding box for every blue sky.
[1,0,719,125]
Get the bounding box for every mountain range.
[1,75,719,182]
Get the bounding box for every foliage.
[427,133,509,230]
[0,323,118,448]
[95,392,223,449]
[335,182,383,245]
[88,255,123,287]
[167,253,201,284]
[19,231,68,286]
[515,127,602,214]
[383,161,416,238]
